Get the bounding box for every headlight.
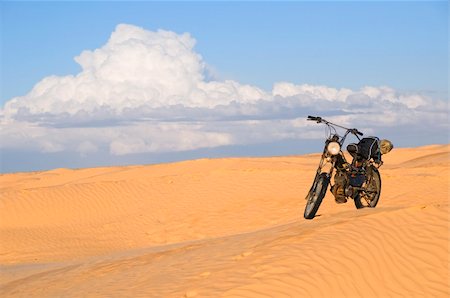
[327,141,341,155]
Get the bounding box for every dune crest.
[1,144,449,297]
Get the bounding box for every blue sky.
[2,1,447,104]
[0,1,448,172]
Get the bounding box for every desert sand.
[0,144,449,297]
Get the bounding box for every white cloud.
[77,141,98,156]
[272,82,353,102]
[107,123,232,155]
[2,24,268,118]
[39,140,64,153]
[1,24,448,163]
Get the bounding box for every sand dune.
[1,144,449,297]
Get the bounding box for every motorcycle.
[304,116,386,219]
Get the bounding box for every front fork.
[305,153,335,200]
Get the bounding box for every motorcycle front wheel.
[304,173,329,219]
[354,166,381,209]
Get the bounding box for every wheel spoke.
[353,165,381,209]
[304,173,329,219]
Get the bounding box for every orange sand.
[0,144,449,297]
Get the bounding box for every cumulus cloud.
[2,24,267,119]
[1,24,448,162]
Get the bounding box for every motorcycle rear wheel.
[304,173,329,219]
[354,166,381,209]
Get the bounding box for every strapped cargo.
[357,137,381,161]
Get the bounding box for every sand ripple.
[1,145,449,297]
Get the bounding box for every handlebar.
[307,115,322,122]
[350,129,364,136]
[307,115,364,136]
